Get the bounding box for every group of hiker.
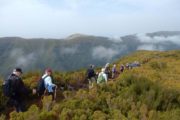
[86,61,141,88]
[2,61,140,112]
[2,68,57,112]
[86,63,123,88]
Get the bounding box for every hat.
[46,68,52,73]
[14,68,23,73]
[105,63,109,67]
[89,64,95,68]
[101,68,105,72]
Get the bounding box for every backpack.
[2,76,13,97]
[112,67,116,73]
[87,68,95,78]
[97,73,105,84]
[37,75,48,96]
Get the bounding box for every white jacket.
[42,73,55,92]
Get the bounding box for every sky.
[0,0,180,38]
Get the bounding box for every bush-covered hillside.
[0,50,180,120]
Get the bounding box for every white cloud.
[136,33,180,45]
[137,44,156,51]
[0,0,180,38]
[0,0,77,38]
[136,33,180,51]
[16,53,36,67]
[10,48,36,67]
[108,36,122,43]
[92,46,118,60]
[137,44,166,51]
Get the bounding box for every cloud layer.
[92,46,118,60]
[0,0,180,38]
[136,33,180,50]
[137,34,180,45]
[10,48,36,67]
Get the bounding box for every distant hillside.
[0,31,180,76]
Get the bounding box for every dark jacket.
[87,68,96,79]
[8,74,31,100]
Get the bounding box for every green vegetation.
[0,50,180,120]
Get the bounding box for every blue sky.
[0,0,180,38]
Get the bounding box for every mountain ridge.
[1,31,180,40]
[0,31,180,76]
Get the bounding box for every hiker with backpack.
[111,64,117,79]
[37,68,57,101]
[120,64,125,73]
[131,61,141,68]
[105,63,111,79]
[126,63,130,69]
[2,68,36,112]
[97,68,107,84]
[86,64,96,88]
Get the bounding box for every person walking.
[120,64,125,73]
[105,63,110,79]
[97,68,107,84]
[42,68,57,101]
[3,68,36,112]
[111,64,117,79]
[86,64,96,88]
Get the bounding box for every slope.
[0,50,180,120]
